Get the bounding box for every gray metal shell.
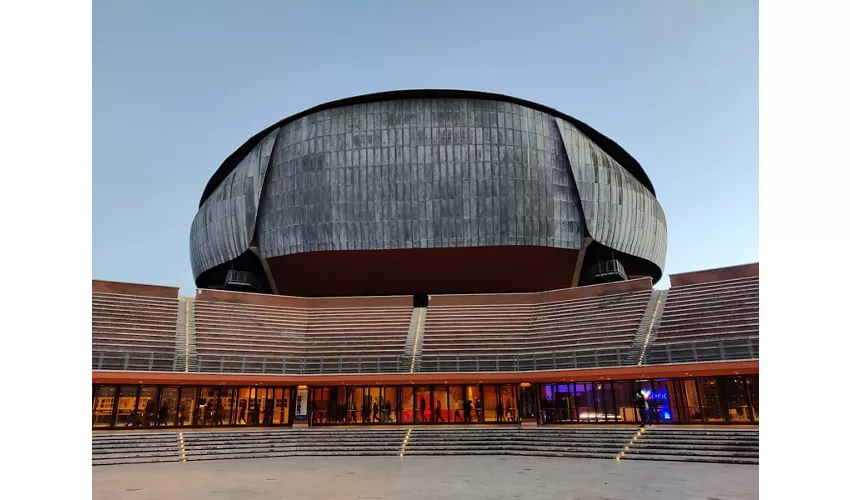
[255,98,584,256]
[189,129,278,278]
[190,94,667,285]
[556,119,667,274]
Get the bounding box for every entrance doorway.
[413,294,429,308]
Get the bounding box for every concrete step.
[182,435,401,443]
[621,454,759,465]
[641,430,758,437]
[627,448,759,458]
[294,450,400,457]
[630,442,758,452]
[184,443,298,452]
[404,450,614,460]
[407,445,621,454]
[411,431,636,438]
[407,438,630,446]
[93,447,179,456]
[636,433,759,440]
[93,456,181,466]
[185,451,296,461]
[92,444,177,451]
[93,436,179,443]
[91,451,180,460]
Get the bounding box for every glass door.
[449,386,465,423]
[467,385,482,423]
[92,386,116,428]
[115,386,139,428]
[177,387,197,426]
[500,385,518,423]
[274,388,291,425]
[519,386,536,423]
[415,385,431,423]
[157,386,179,427]
[432,386,448,424]
[138,386,160,428]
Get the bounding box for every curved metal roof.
[200,89,656,207]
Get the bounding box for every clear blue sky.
[93,0,758,295]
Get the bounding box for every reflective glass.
[92,386,115,428]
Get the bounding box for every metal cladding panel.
[255,98,585,258]
[555,118,667,274]
[190,129,279,279]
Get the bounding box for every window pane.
[449,386,465,423]
[483,386,498,422]
[311,388,329,425]
[235,388,251,425]
[594,382,617,422]
[651,380,676,423]
[92,386,116,428]
[178,387,197,426]
[677,379,703,422]
[138,386,159,428]
[746,376,759,422]
[612,381,637,423]
[433,386,448,423]
[575,383,596,422]
[116,386,139,427]
[198,387,219,426]
[501,385,518,422]
[219,387,235,426]
[274,388,291,425]
[352,387,367,423]
[698,379,724,423]
[157,386,179,427]
[365,387,381,424]
[415,386,431,423]
[467,385,482,423]
[721,377,752,423]
[346,388,359,424]
[400,387,414,423]
[382,387,398,423]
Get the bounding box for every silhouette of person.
[158,402,169,427]
[252,401,261,425]
[144,400,155,427]
[238,399,247,424]
[264,399,274,425]
[372,401,380,423]
[419,396,427,422]
[435,399,445,422]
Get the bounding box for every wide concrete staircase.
[403,427,636,459]
[92,432,181,465]
[182,428,407,461]
[620,428,759,465]
[94,427,759,466]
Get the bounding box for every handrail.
[92,336,758,375]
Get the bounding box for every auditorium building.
[92,90,758,431]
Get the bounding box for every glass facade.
[538,375,759,425]
[308,384,520,426]
[92,376,757,429]
[91,385,295,429]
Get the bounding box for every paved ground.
[93,456,757,500]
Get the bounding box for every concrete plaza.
[93,455,758,500]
